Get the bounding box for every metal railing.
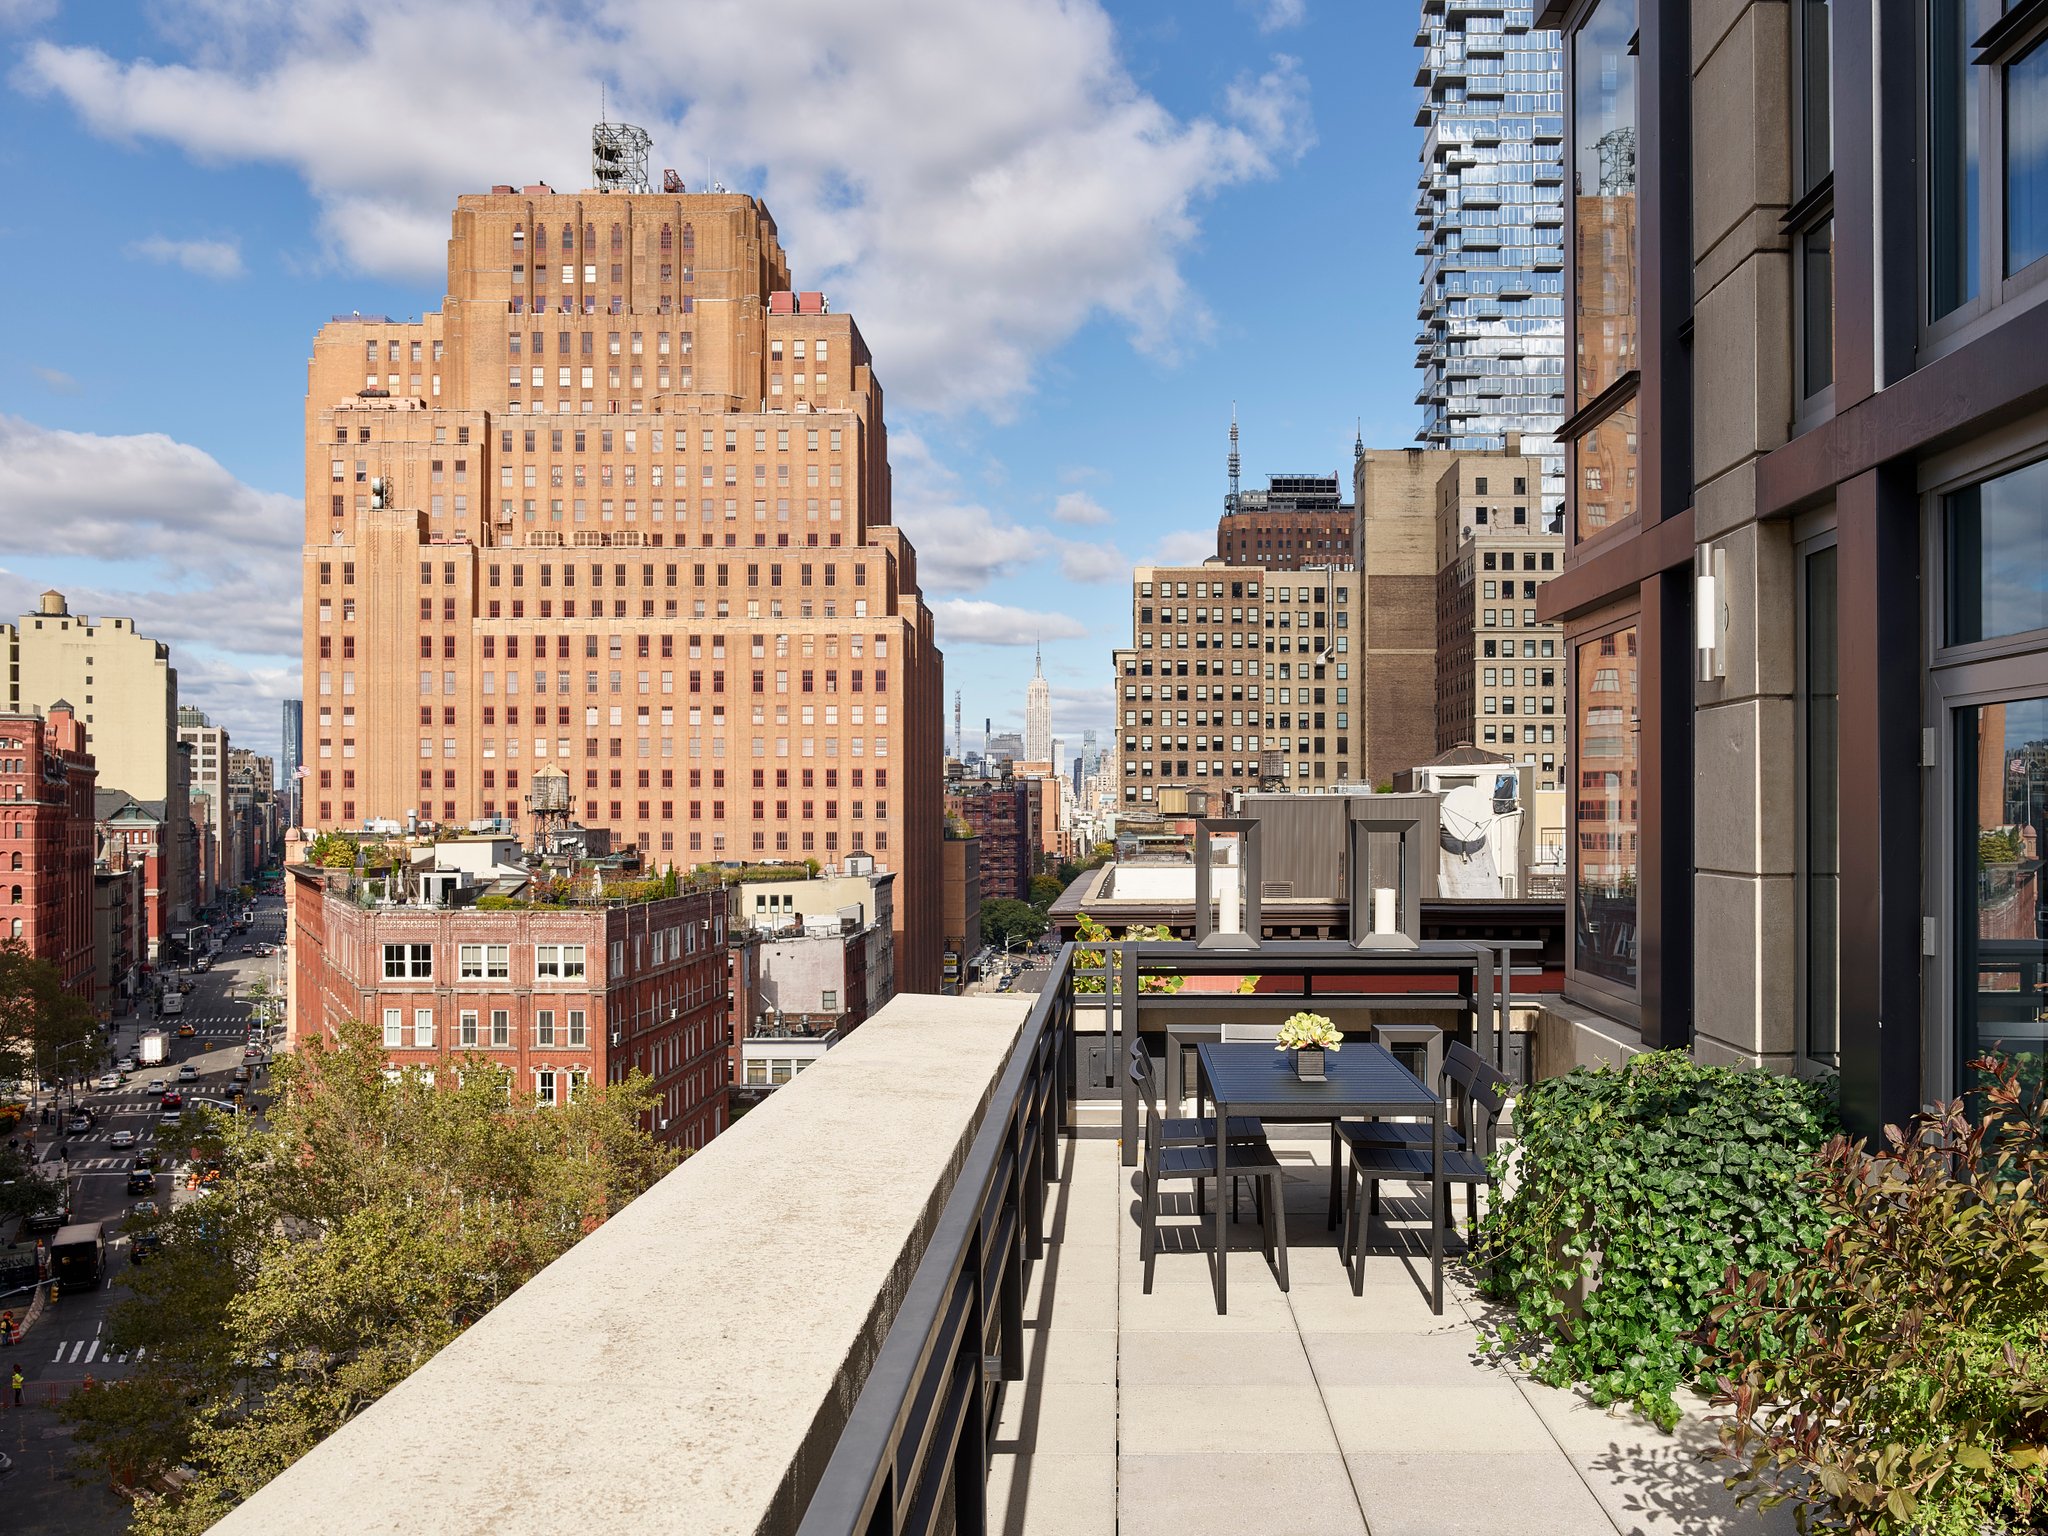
[794,945,1076,1536]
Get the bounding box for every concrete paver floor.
[988,1133,1799,1536]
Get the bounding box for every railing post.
[1119,942,1140,1166]
[959,1222,991,1536]
[1002,1121,1025,1379]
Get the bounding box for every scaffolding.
[592,120,653,194]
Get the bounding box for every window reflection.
[1946,455,2048,645]
[1957,698,2048,1085]
[1571,0,1638,407]
[1574,627,1638,989]
[1573,398,1638,541]
[2009,38,2048,276]
[1929,0,1995,317]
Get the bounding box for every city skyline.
[0,2,1433,749]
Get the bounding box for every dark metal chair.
[1339,1040,1511,1292]
[1128,1043,1289,1294]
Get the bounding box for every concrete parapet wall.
[215,992,1034,1536]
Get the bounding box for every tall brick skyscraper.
[302,182,944,990]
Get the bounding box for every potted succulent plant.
[1275,1011,1342,1082]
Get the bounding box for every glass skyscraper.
[1415,1,1567,527]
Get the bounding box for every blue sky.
[0,0,1427,759]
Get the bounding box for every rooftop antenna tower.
[954,689,963,759]
[1227,404,1241,514]
[592,90,653,195]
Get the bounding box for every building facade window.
[1933,450,2048,1092]
[1792,0,1834,402]
[382,942,431,980]
[535,943,586,979]
[1572,622,1639,994]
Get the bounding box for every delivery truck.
[138,1029,167,1065]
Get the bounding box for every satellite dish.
[1441,786,1490,860]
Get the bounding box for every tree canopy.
[980,898,1048,948]
[1027,874,1066,911]
[63,1016,681,1532]
[0,940,100,1092]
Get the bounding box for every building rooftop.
[210,953,1785,1536]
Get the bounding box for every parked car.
[231,1066,250,1084]
[109,1128,136,1149]
[177,1065,198,1081]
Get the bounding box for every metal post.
[1120,942,1140,1166]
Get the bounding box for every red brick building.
[945,774,1033,903]
[0,702,98,1008]
[97,791,172,966]
[288,862,731,1150]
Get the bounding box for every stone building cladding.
[301,187,942,992]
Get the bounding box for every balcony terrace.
[213,944,1792,1536]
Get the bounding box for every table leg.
[1430,1097,1445,1316]
[1326,1121,1341,1231]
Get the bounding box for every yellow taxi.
[176,1023,196,1038]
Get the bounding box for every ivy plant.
[1475,1050,1835,1428]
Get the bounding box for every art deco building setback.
[302,184,944,991]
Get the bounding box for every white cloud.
[0,0,56,30]
[888,428,1041,593]
[0,414,300,659]
[1054,539,1126,584]
[1051,491,1112,526]
[1150,528,1217,565]
[1248,0,1307,33]
[126,234,245,279]
[932,599,1087,648]
[29,365,78,394]
[21,0,1310,414]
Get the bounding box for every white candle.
[1218,860,1241,933]
[1373,886,1397,934]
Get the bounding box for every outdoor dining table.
[1195,1039,1448,1315]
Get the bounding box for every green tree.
[0,940,101,1091]
[980,898,1048,948]
[63,1017,680,1531]
[1027,874,1065,911]
[0,1140,61,1223]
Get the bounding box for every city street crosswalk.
[43,1333,145,1367]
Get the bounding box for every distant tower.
[1227,404,1241,514]
[1025,643,1053,764]
[592,107,653,194]
[954,688,963,760]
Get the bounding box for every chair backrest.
[1219,1021,1284,1043]
[1441,1041,1514,1155]
[1126,1038,1160,1114]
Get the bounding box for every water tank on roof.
[530,765,571,814]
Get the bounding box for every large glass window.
[1930,0,1991,317]
[1794,1,1834,398]
[1571,0,1639,409]
[1945,454,2048,644]
[1801,544,1840,1064]
[1573,625,1639,989]
[1574,398,1639,541]
[1955,697,2048,1083]
[2010,38,2048,280]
